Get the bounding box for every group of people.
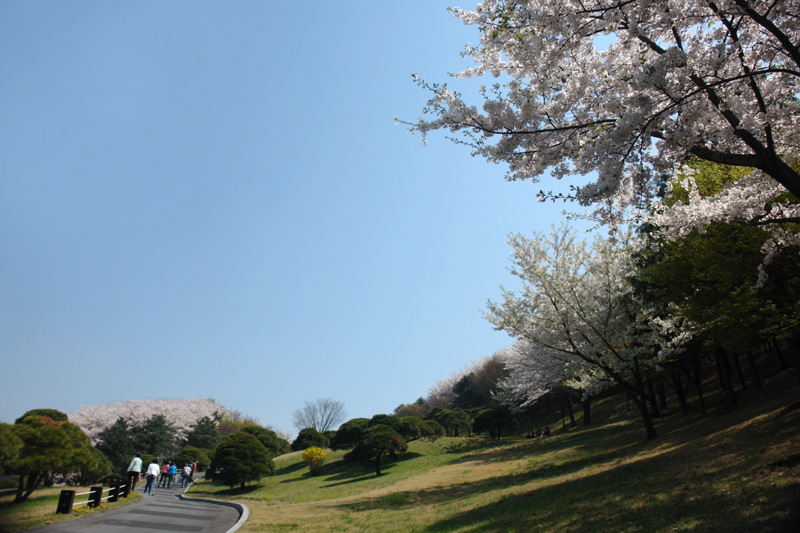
[526,427,550,439]
[126,453,197,495]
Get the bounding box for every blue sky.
[0,1,590,436]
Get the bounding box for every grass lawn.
[0,484,141,532]
[188,371,800,533]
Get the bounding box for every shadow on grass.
[191,483,264,496]
[275,461,307,476]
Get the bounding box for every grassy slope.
[190,371,800,533]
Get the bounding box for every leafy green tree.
[424,407,471,437]
[330,418,369,451]
[186,416,222,450]
[360,425,407,476]
[136,414,178,458]
[418,419,445,439]
[290,428,329,452]
[169,446,211,471]
[209,432,274,489]
[14,409,68,424]
[240,425,290,457]
[95,417,136,474]
[452,373,484,409]
[472,409,516,439]
[0,422,22,476]
[11,410,104,503]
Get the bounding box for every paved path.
[28,474,242,533]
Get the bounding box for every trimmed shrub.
[209,432,274,489]
[290,428,329,452]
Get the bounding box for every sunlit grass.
[191,371,800,533]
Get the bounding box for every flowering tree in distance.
[404,0,800,211]
[485,225,691,439]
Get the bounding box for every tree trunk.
[581,399,592,425]
[559,402,566,429]
[732,351,748,390]
[691,360,707,415]
[15,474,25,503]
[772,337,789,370]
[746,351,763,388]
[375,455,382,476]
[657,378,667,410]
[669,370,689,416]
[646,377,660,418]
[715,350,738,408]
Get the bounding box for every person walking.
[158,461,169,487]
[181,464,193,488]
[167,462,177,488]
[126,453,143,492]
[143,459,160,495]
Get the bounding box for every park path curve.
[27,474,246,533]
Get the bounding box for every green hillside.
[188,372,800,533]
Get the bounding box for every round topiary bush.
[290,428,329,452]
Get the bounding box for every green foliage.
[240,425,290,457]
[330,418,369,451]
[291,428,329,452]
[169,446,211,470]
[667,157,753,205]
[186,416,222,450]
[11,410,101,502]
[0,422,22,476]
[96,418,136,474]
[472,409,516,439]
[137,414,178,458]
[360,424,408,476]
[452,373,484,409]
[418,419,445,439]
[14,409,68,424]
[424,407,472,437]
[209,432,274,489]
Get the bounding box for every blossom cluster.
[69,397,223,444]
[406,0,800,216]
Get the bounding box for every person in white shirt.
[126,454,143,492]
[181,464,193,488]
[143,461,160,495]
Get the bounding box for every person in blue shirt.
[167,462,178,488]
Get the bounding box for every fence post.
[121,477,131,498]
[108,479,120,502]
[56,490,75,514]
[89,486,103,508]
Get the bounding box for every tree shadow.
[192,483,264,496]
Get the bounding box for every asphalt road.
[27,474,242,533]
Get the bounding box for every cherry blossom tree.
[485,225,691,439]
[403,0,800,213]
[69,397,223,445]
[494,339,573,411]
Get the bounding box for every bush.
[301,447,327,475]
[290,428,329,452]
[330,418,369,450]
[208,432,274,489]
[169,446,210,471]
[240,425,291,457]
